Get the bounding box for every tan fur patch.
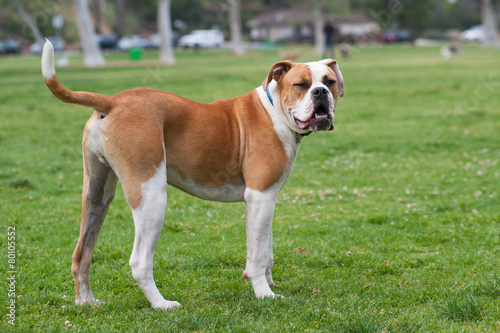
[78,88,289,202]
[47,68,295,206]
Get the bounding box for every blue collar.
[266,85,274,106]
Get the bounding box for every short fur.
[41,40,344,308]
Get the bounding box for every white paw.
[152,300,181,310]
[256,291,284,299]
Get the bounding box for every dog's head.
[263,59,344,134]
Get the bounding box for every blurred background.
[1,3,499,329]
[0,0,498,66]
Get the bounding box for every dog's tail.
[41,39,113,114]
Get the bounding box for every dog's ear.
[262,60,294,90]
[320,59,344,97]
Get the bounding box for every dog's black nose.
[312,87,328,98]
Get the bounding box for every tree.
[481,0,500,48]
[368,0,434,40]
[115,0,125,39]
[158,0,176,65]
[313,4,325,56]
[228,0,244,56]
[72,0,105,67]
[12,0,44,48]
[92,0,105,34]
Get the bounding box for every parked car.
[178,30,224,48]
[117,35,151,51]
[379,29,411,43]
[460,25,484,42]
[97,34,118,50]
[0,40,21,55]
[148,32,179,49]
[30,37,65,54]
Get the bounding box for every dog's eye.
[325,79,336,87]
[293,83,309,89]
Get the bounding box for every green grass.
[1,44,499,332]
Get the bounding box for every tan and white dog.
[41,40,343,309]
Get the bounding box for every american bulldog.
[41,40,344,309]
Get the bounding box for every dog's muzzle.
[295,87,334,132]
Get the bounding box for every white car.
[117,35,151,51]
[461,25,484,42]
[178,30,224,48]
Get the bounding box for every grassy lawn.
[1,44,499,332]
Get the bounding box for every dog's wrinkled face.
[263,59,344,133]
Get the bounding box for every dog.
[41,40,344,309]
[339,42,350,60]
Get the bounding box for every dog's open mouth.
[294,105,333,132]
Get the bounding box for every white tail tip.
[41,39,56,79]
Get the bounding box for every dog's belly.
[166,165,245,202]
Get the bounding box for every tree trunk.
[72,0,105,67]
[481,0,500,48]
[229,0,244,56]
[12,0,45,47]
[158,0,176,65]
[115,0,125,39]
[313,6,325,56]
[92,0,104,34]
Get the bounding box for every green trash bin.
[129,46,142,61]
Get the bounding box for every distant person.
[323,21,336,58]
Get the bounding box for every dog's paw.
[245,270,276,287]
[152,300,181,310]
[256,291,284,299]
[254,285,278,299]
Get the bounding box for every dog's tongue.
[296,119,311,130]
[296,119,335,131]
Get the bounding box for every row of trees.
[12,0,179,66]
[7,0,500,67]
[365,0,499,47]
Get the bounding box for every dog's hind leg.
[126,156,180,310]
[72,150,117,306]
[106,138,180,309]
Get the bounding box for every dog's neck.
[256,86,306,149]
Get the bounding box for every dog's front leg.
[266,227,275,287]
[243,187,279,298]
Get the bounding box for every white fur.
[84,115,111,168]
[65,60,340,307]
[243,187,279,298]
[242,142,297,298]
[263,62,337,134]
[256,86,302,152]
[307,61,331,82]
[263,80,302,134]
[166,165,245,202]
[41,39,56,79]
[129,159,181,309]
[291,62,335,126]
[246,89,307,298]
